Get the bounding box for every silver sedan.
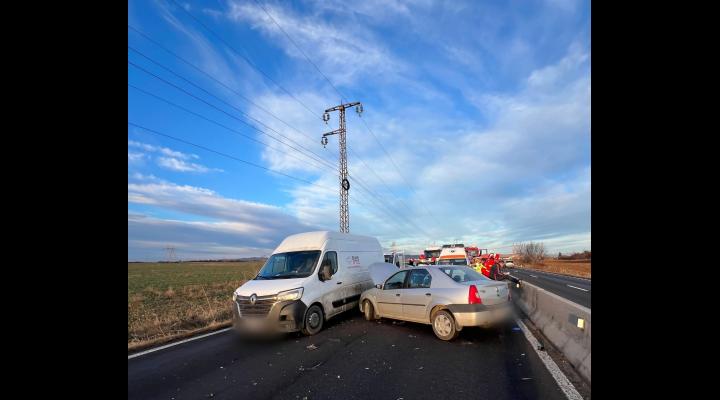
[360,265,512,340]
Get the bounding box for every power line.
[127,63,428,237]
[126,83,427,237]
[126,25,429,233]
[127,24,338,161]
[129,9,433,238]
[127,82,330,173]
[357,114,443,226]
[251,0,345,103]
[128,122,426,239]
[145,7,426,233]
[127,60,336,171]
[166,0,321,119]
[239,1,443,226]
[129,122,322,186]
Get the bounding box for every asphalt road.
[505,268,591,309]
[128,312,571,400]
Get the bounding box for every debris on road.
[521,378,533,381]
[306,344,318,350]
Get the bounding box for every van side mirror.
[375,283,382,289]
[319,264,333,281]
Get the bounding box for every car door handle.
[425,293,431,296]
[336,281,342,284]
[395,293,400,296]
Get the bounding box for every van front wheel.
[301,305,324,335]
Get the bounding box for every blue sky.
[128,0,590,261]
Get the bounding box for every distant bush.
[512,242,546,264]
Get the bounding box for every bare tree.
[512,242,546,264]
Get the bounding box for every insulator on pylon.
[321,136,328,147]
[323,112,330,123]
[356,104,363,115]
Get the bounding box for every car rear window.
[439,266,488,282]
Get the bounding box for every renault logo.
[250,294,257,304]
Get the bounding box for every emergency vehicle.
[464,246,488,260]
[418,245,441,265]
[436,243,469,266]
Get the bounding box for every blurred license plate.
[243,318,265,330]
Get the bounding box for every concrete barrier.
[511,281,591,384]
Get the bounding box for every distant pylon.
[164,246,177,262]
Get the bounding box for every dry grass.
[518,258,591,279]
[128,261,263,352]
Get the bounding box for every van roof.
[274,231,381,253]
[439,246,467,259]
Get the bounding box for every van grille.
[236,294,277,318]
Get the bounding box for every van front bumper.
[447,303,512,329]
[232,299,307,333]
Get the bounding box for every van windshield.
[255,251,321,280]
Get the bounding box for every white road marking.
[530,274,538,278]
[566,285,589,292]
[128,328,232,360]
[515,318,583,400]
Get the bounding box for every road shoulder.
[515,312,591,399]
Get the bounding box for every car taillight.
[468,285,483,304]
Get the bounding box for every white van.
[232,231,383,335]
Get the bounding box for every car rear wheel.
[301,305,324,335]
[432,310,459,341]
[363,300,376,321]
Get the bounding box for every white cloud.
[128,140,222,173]
[128,152,145,163]
[128,179,318,260]
[224,0,405,86]
[128,140,198,160]
[128,179,312,231]
[156,156,222,173]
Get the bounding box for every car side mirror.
[319,264,333,281]
[375,283,382,289]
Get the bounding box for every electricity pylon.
[321,102,363,233]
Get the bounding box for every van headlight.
[277,287,303,301]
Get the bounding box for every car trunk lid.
[463,280,510,305]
